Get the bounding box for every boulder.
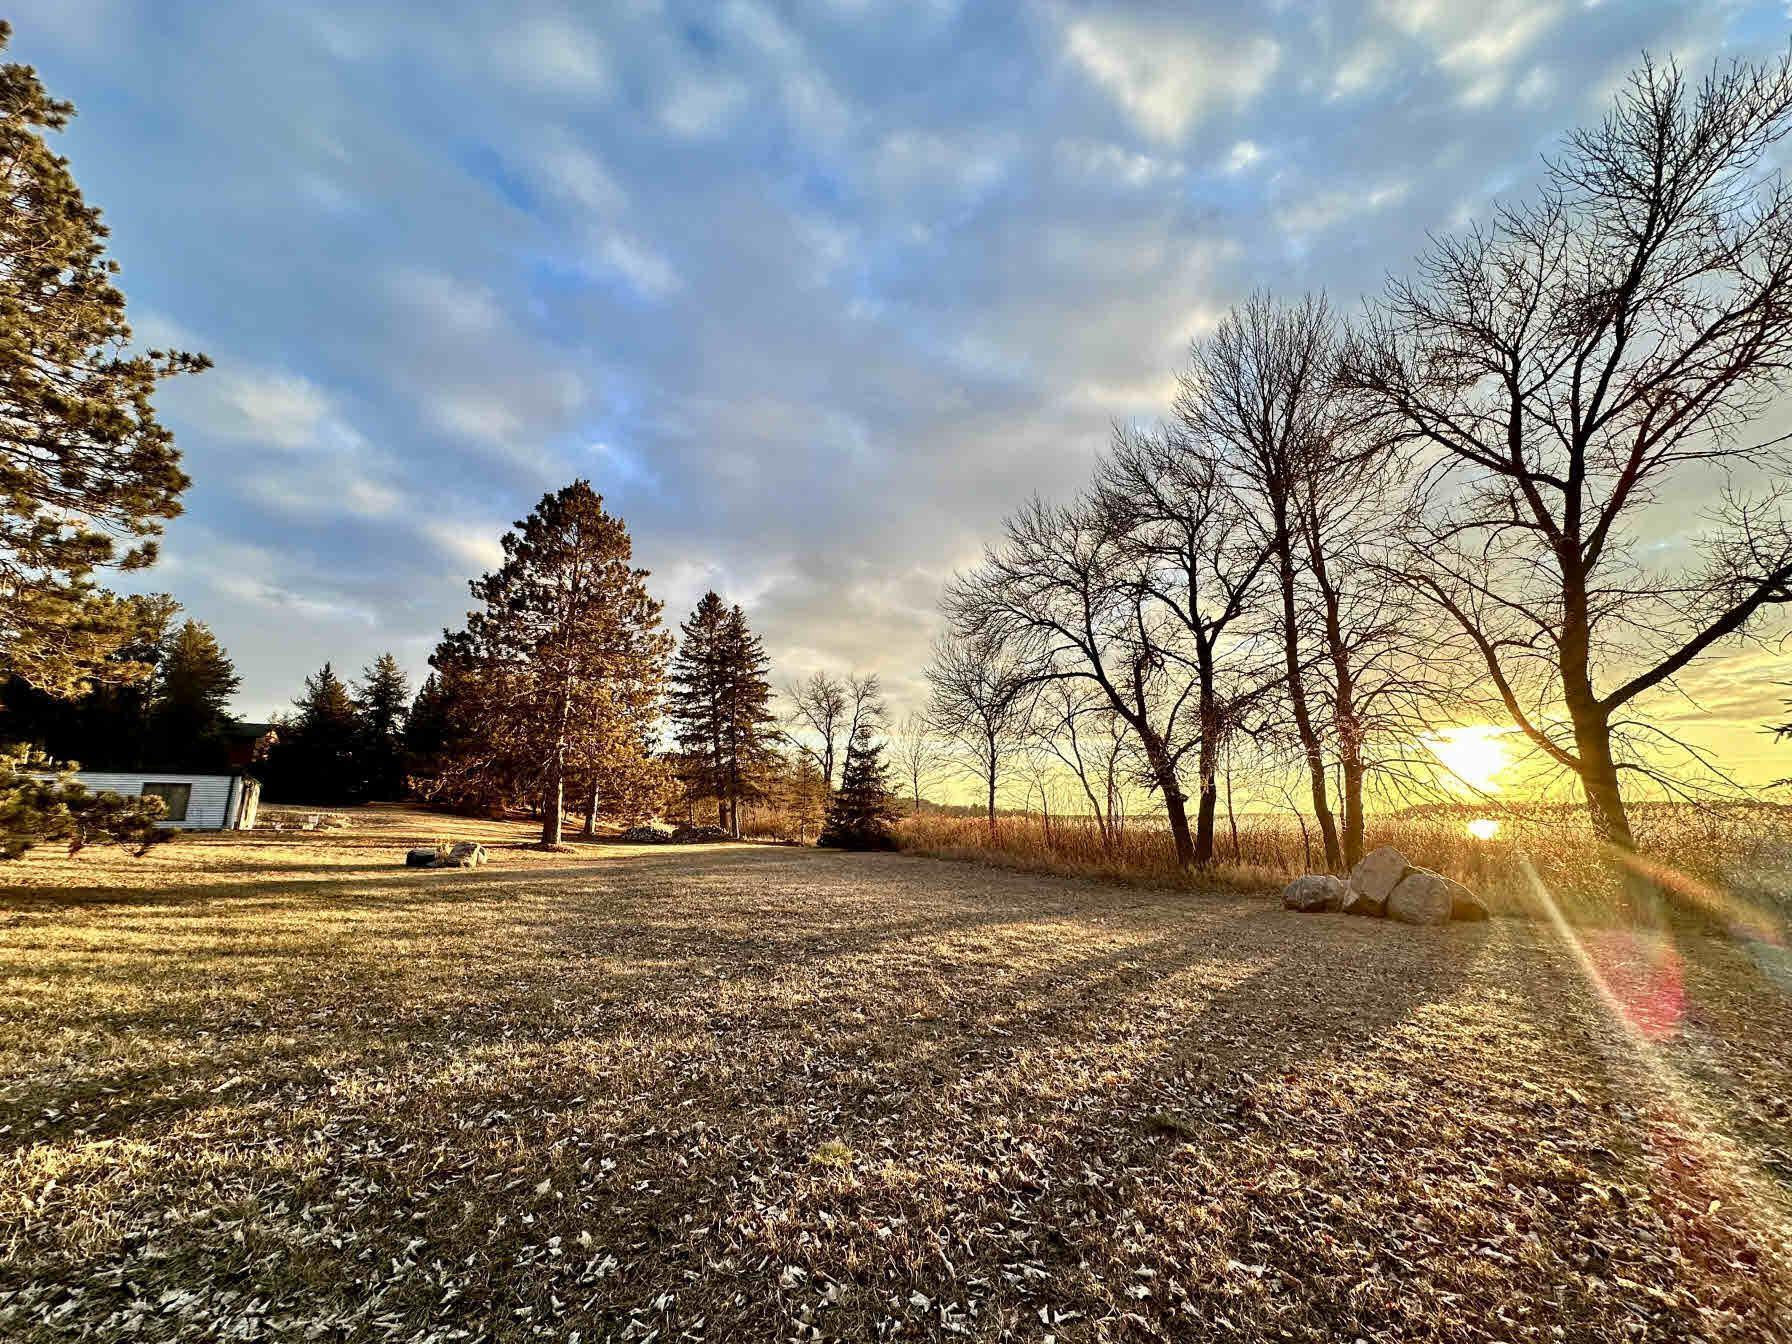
[435,841,488,869]
[1342,845,1407,916]
[1282,874,1346,913]
[405,847,439,868]
[1388,871,1452,926]
[1445,879,1490,922]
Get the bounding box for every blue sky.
[12,0,1791,748]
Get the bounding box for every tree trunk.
[1566,694,1647,897]
[1193,670,1219,866]
[581,778,599,839]
[1274,522,1342,871]
[1560,564,1649,908]
[1141,734,1195,871]
[541,755,565,847]
[1225,762,1240,862]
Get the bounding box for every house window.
[140,782,191,822]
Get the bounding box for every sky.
[12,0,1792,790]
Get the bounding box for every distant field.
[3,807,1791,1341]
[898,803,1792,927]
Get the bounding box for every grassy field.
[898,803,1792,928]
[4,807,1792,1341]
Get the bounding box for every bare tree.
[1096,426,1273,864]
[1341,52,1792,857]
[891,711,943,813]
[1179,293,1354,869]
[1031,680,1133,850]
[925,634,1035,835]
[946,491,1209,865]
[785,670,885,794]
[844,673,886,757]
[785,671,846,791]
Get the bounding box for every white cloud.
[1377,0,1560,106]
[205,370,333,448]
[433,391,526,446]
[1063,16,1279,143]
[877,130,1013,201]
[385,268,506,336]
[420,519,506,576]
[597,234,681,297]
[589,440,660,490]
[659,75,750,139]
[1274,179,1411,237]
[1055,138,1186,188]
[532,132,625,214]
[495,14,609,94]
[1330,42,1390,98]
[1222,140,1263,174]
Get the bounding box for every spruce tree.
[666,592,776,835]
[355,653,410,799]
[818,723,899,850]
[437,481,669,845]
[265,663,362,803]
[0,25,208,696]
[146,620,239,769]
[667,593,728,824]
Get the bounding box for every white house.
[52,771,262,831]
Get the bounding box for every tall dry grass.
[898,802,1792,927]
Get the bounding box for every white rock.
[1388,871,1452,925]
[1281,874,1346,912]
[1342,845,1407,916]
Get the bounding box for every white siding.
[49,773,244,829]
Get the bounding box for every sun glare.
[1426,725,1514,795]
[1467,817,1500,841]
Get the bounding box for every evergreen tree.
[0,25,207,697]
[667,593,728,823]
[0,593,176,768]
[818,723,899,850]
[666,592,776,836]
[355,653,410,799]
[145,620,239,769]
[436,481,669,845]
[264,662,362,803]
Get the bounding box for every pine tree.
[146,620,239,769]
[818,723,899,850]
[666,592,776,836]
[355,653,410,800]
[0,25,208,697]
[437,481,669,845]
[667,592,728,819]
[265,663,362,803]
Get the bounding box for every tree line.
[925,52,1792,887]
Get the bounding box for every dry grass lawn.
[4,806,1792,1341]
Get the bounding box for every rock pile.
[1283,844,1488,925]
[670,824,732,843]
[404,841,489,869]
[618,825,675,844]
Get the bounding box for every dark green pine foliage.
[667,592,729,819]
[355,653,410,799]
[145,620,239,769]
[818,723,899,850]
[0,25,208,698]
[666,592,777,834]
[264,663,362,803]
[0,593,176,768]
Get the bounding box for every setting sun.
[1426,725,1514,795]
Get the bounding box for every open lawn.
[4,808,1792,1342]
